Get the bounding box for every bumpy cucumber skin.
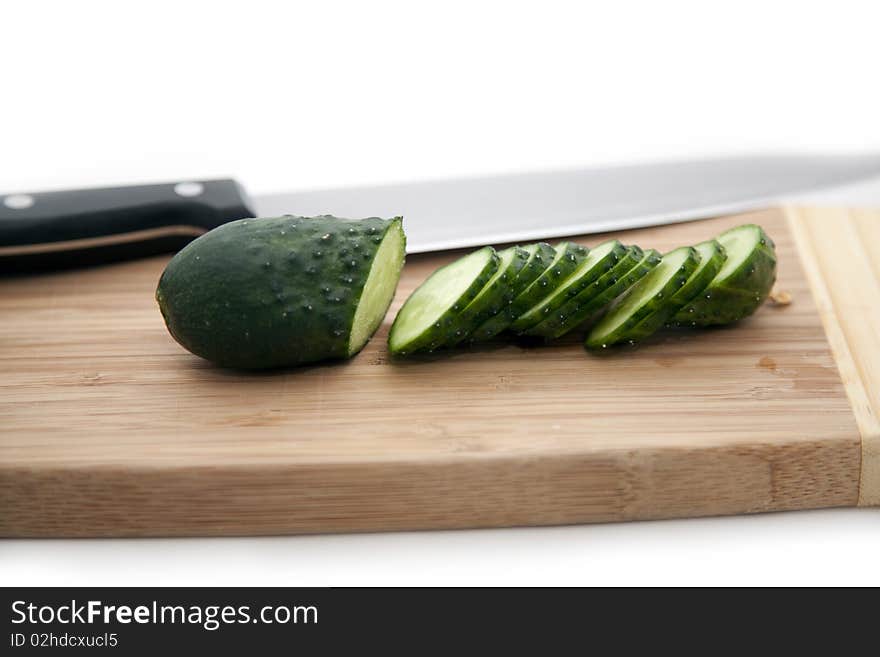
[156,215,404,369]
[501,243,557,301]
[469,242,557,341]
[667,240,727,308]
[577,248,662,329]
[442,247,530,348]
[586,246,701,349]
[388,247,500,355]
[510,240,627,334]
[671,226,777,327]
[611,245,715,344]
[627,239,726,338]
[525,247,659,339]
[471,242,589,341]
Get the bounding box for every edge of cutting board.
[785,206,880,506]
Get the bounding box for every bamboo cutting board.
[1,206,878,537]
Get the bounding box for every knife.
[3,153,880,272]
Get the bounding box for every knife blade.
[2,153,880,272]
[256,153,880,253]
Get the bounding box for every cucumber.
[668,239,727,307]
[509,240,627,333]
[525,247,660,339]
[441,246,530,348]
[510,242,558,294]
[615,240,726,343]
[670,224,777,326]
[471,241,589,341]
[468,242,556,341]
[156,214,406,369]
[388,246,499,355]
[586,246,701,349]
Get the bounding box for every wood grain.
[786,206,880,505]
[0,208,863,536]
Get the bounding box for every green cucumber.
[468,242,556,341]
[586,246,701,349]
[441,246,530,347]
[156,214,406,369]
[668,239,727,307]
[671,224,777,326]
[471,241,589,341]
[510,242,558,294]
[510,240,627,333]
[575,247,662,326]
[521,244,642,339]
[616,240,726,343]
[525,247,660,339]
[388,246,499,355]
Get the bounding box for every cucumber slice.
[466,242,556,342]
[507,242,558,296]
[525,247,660,339]
[441,246,530,348]
[619,241,726,343]
[669,239,727,308]
[510,240,627,333]
[575,247,662,328]
[521,244,642,339]
[671,224,777,326]
[388,246,499,355]
[472,242,589,341]
[586,246,701,349]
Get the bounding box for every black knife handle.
[0,179,255,273]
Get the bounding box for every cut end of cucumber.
[716,224,767,282]
[670,239,727,306]
[389,246,497,354]
[694,239,724,268]
[348,219,406,356]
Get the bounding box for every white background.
[2,0,879,586]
